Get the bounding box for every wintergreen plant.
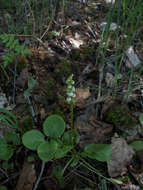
[0,34,31,67]
[22,114,79,162]
[66,74,76,128]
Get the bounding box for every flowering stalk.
[66,74,76,128]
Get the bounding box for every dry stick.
[84,20,97,39]
[10,34,50,52]
[26,0,36,36]
[95,64,104,118]
[12,57,18,104]
[33,161,46,190]
[40,5,57,40]
[26,97,37,124]
[0,65,9,80]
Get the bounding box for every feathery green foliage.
[0,34,31,67]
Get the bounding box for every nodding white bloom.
[66,74,76,104]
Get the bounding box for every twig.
[26,0,36,35]
[95,64,104,118]
[84,20,97,39]
[82,95,110,108]
[40,7,56,40]
[26,97,37,123]
[12,57,18,104]
[33,161,46,190]
[0,65,9,80]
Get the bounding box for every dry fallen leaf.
[69,38,83,48]
[108,134,135,177]
[75,88,91,107]
[74,107,113,148]
[16,162,36,190]
[16,68,29,88]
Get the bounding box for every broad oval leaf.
[22,130,45,150]
[55,144,73,159]
[130,141,143,152]
[62,129,79,145]
[37,140,58,162]
[43,115,66,138]
[0,144,13,160]
[84,144,112,162]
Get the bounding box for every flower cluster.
[66,74,76,104]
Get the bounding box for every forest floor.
[0,0,143,190]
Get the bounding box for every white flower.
[72,87,75,92]
[66,97,71,103]
[72,94,76,98]
[66,74,76,104]
[67,92,74,97]
[71,81,75,85]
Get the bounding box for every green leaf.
[139,113,143,125]
[84,144,112,162]
[101,179,107,190]
[70,155,80,167]
[43,115,66,138]
[0,185,7,190]
[0,144,14,160]
[28,76,38,89]
[24,89,31,98]
[22,130,45,150]
[24,77,38,98]
[0,108,18,129]
[52,165,65,188]
[5,131,20,145]
[6,35,14,48]
[110,178,123,185]
[130,141,143,152]
[62,129,79,145]
[37,140,58,162]
[54,143,72,159]
[10,39,19,49]
[0,137,6,144]
[2,161,14,169]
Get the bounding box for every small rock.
[105,72,114,88]
[108,134,135,177]
[125,46,141,69]
[104,0,115,4]
[100,22,118,32]
[0,93,8,108]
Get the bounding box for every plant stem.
[70,103,74,128]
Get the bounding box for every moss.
[71,49,81,61]
[54,58,71,80]
[72,46,95,61]
[42,76,56,101]
[53,106,65,121]
[81,46,95,58]
[104,104,138,130]
[6,55,27,73]
[19,115,34,133]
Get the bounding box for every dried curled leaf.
[108,135,135,177]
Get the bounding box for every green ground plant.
[0,34,31,67]
[0,108,20,161]
[96,0,143,98]
[0,108,143,187]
